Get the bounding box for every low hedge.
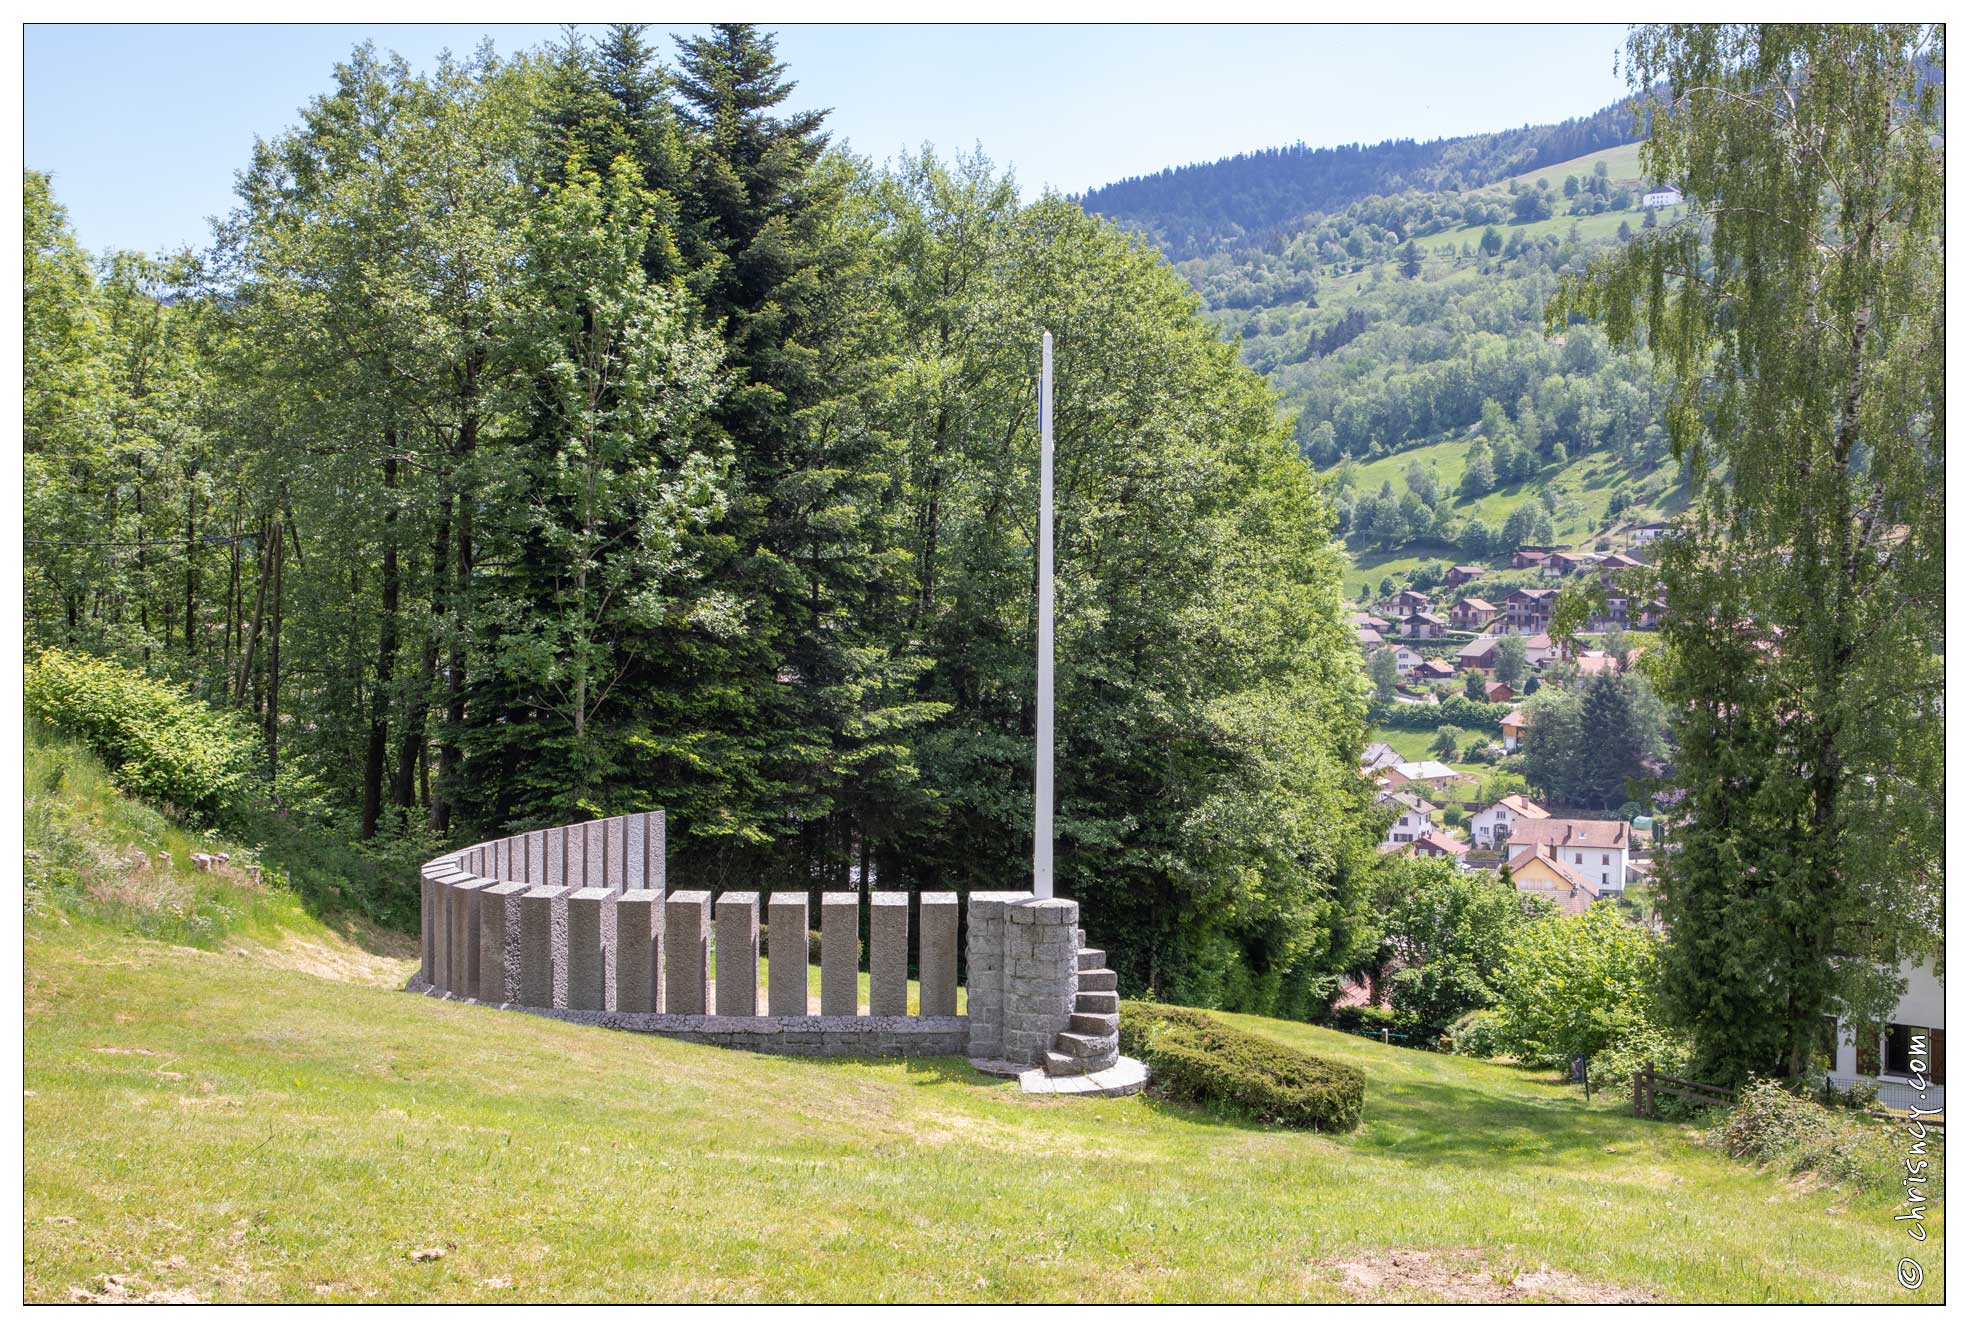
[1119,1001,1365,1132]
[1368,696,1514,732]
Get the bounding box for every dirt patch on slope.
[1317,1247,1655,1303]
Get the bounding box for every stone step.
[1076,947,1105,971]
[1069,1010,1119,1036]
[1055,1029,1118,1060]
[1078,968,1117,992]
[1076,990,1119,1014]
[1046,1050,1096,1077]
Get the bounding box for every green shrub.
[25,649,258,823]
[1708,1078,1914,1196]
[1119,1001,1365,1132]
[1448,1007,1507,1059]
[1588,1019,1696,1108]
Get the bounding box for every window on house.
[1575,853,1584,864]
[1885,1025,1919,1077]
[1856,1023,1883,1077]
[1602,854,1610,865]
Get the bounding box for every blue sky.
[26,23,1632,257]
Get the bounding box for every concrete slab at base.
[1017,1055,1150,1098]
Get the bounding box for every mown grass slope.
[24,912,1941,1303]
[22,729,1940,1303]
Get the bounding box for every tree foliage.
[20,25,1384,1014]
[1554,24,1944,1082]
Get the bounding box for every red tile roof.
[1507,817,1631,851]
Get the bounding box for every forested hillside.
[21,24,1382,1015]
[1081,98,1643,259]
[1103,130,1695,587]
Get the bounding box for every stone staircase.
[1043,927,1121,1077]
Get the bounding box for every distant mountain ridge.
[1080,97,1646,260]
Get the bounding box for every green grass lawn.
[23,914,1940,1303]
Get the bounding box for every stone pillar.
[582,818,605,889]
[603,816,627,888]
[918,892,959,1018]
[715,892,761,1016]
[665,891,712,1015]
[524,830,547,885]
[518,885,567,1008]
[420,867,442,985]
[964,892,1024,1061]
[646,811,667,891]
[820,892,860,1016]
[477,881,527,1003]
[614,891,662,1013]
[1003,896,1080,1067]
[566,887,611,1010]
[447,877,483,998]
[545,826,568,888]
[868,893,909,1016]
[767,892,809,1017]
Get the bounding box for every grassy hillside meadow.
[21,730,1944,1303]
[1328,437,1681,590]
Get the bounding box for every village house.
[1499,707,1528,752]
[1456,636,1503,671]
[1626,520,1670,548]
[1360,741,1403,772]
[1520,632,1562,667]
[1356,627,1386,650]
[1401,610,1448,640]
[1505,817,1630,893]
[1504,846,1601,915]
[1826,953,1945,1113]
[1483,680,1516,703]
[1350,611,1392,632]
[1511,549,1550,570]
[1641,186,1684,208]
[1390,759,1459,793]
[1404,831,1470,861]
[1384,589,1431,616]
[1541,551,1589,578]
[1443,564,1487,589]
[1386,643,1423,674]
[1472,792,1548,851]
[1637,598,1667,629]
[1411,659,1457,688]
[1376,789,1436,845]
[1504,587,1558,634]
[1448,597,1496,630]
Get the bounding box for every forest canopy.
[21,24,1382,1016]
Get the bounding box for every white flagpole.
[1034,331,1055,900]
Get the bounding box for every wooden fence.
[1632,1061,1732,1117]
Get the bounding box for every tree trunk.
[264,515,283,783]
[234,519,272,706]
[183,470,197,657]
[420,490,453,829]
[436,398,478,836]
[362,448,401,840]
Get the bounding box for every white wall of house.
[1473,803,1528,850]
[1830,955,1945,1112]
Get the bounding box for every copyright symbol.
[1896,1258,1923,1290]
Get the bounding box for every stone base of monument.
[1018,1054,1150,1097]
